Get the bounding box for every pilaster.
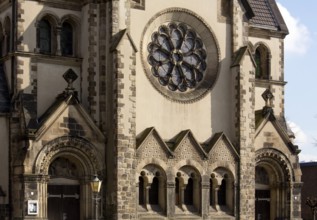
[87,2,99,121]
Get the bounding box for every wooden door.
[255,190,270,220]
[48,185,80,220]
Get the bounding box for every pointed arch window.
[37,19,51,54]
[61,22,73,56]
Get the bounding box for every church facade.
[0,0,302,219]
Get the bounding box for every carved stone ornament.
[141,8,220,102]
[35,136,102,175]
[147,22,207,92]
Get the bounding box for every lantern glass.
[90,175,102,193]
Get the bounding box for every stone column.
[23,174,49,220]
[166,181,175,218]
[180,186,185,211]
[234,182,238,217]
[292,182,303,220]
[201,177,210,219]
[56,26,61,55]
[214,187,219,211]
[145,185,150,211]
[232,49,256,219]
[110,1,136,219]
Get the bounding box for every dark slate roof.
[249,0,278,28]
[300,162,317,167]
[0,63,10,113]
[248,0,288,34]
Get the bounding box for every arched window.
[210,169,235,214]
[184,178,194,205]
[175,168,201,212]
[38,19,51,54]
[139,176,145,205]
[149,177,159,205]
[175,177,180,205]
[0,23,3,57]
[255,49,262,78]
[138,166,166,212]
[210,179,213,206]
[255,45,270,80]
[218,179,226,206]
[61,22,73,56]
[221,0,231,18]
[4,17,10,54]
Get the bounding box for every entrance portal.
[48,157,81,220]
[48,185,80,220]
[255,189,270,220]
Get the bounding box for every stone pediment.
[231,45,256,68]
[205,132,239,162]
[169,130,208,161]
[136,127,174,160]
[27,92,105,142]
[255,110,300,154]
[110,29,138,53]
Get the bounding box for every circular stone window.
[141,8,220,102]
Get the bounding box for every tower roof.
[248,0,289,34]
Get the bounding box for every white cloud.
[299,153,317,163]
[287,121,308,145]
[287,121,317,162]
[277,3,311,55]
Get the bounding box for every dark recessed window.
[139,176,144,205]
[218,179,226,206]
[184,178,194,205]
[255,49,262,78]
[149,177,159,205]
[175,178,179,205]
[61,22,73,56]
[38,19,51,54]
[255,45,270,80]
[210,179,214,206]
[5,19,10,54]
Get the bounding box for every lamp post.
[306,197,317,220]
[90,175,102,220]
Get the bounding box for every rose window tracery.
[147,23,207,92]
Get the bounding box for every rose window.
[147,23,207,92]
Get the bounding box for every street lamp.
[91,175,102,220]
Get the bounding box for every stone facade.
[0,0,302,219]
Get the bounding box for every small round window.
[141,9,220,102]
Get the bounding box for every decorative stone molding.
[131,0,145,10]
[35,136,103,175]
[255,148,293,181]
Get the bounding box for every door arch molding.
[34,136,103,175]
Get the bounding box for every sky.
[276,1,317,162]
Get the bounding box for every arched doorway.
[48,157,81,220]
[29,137,104,219]
[255,166,271,220]
[255,153,292,220]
